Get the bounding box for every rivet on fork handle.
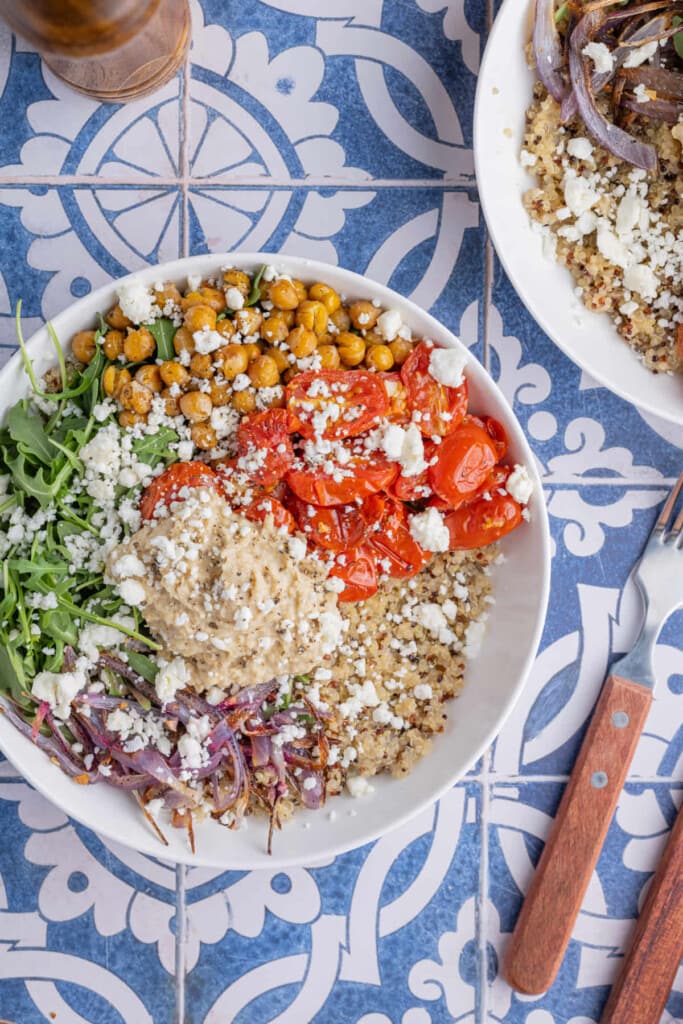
[504,675,653,995]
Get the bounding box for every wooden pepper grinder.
[0,0,191,102]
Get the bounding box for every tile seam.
[175,863,187,1024]
[478,747,491,1024]
[0,175,475,188]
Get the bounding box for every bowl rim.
[0,251,552,867]
[473,0,683,427]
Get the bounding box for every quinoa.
[291,545,496,801]
[522,82,683,375]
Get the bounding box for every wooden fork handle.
[600,797,683,1024]
[504,674,653,995]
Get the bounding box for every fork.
[504,472,683,999]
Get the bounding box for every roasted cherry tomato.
[243,495,296,533]
[445,493,523,549]
[378,372,411,424]
[400,341,468,437]
[286,450,398,507]
[287,492,365,552]
[369,498,430,579]
[428,422,498,508]
[236,408,294,488]
[328,545,378,602]
[428,462,512,512]
[286,369,389,441]
[140,462,223,520]
[389,439,437,502]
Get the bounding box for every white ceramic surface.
[474,0,683,426]
[0,253,551,868]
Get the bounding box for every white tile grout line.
[175,862,187,1024]
[478,747,492,1024]
[180,50,190,259]
[0,174,475,189]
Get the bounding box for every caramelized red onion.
[534,0,569,100]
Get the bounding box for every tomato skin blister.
[140,462,224,520]
[286,369,389,441]
[400,342,468,437]
[445,493,523,549]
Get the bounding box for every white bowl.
[474,0,683,426]
[0,253,550,868]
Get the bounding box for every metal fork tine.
[655,472,683,534]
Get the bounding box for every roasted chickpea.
[389,338,412,366]
[159,360,190,387]
[106,303,131,330]
[124,328,156,363]
[286,326,317,359]
[248,355,280,388]
[349,300,380,331]
[318,344,341,370]
[309,282,341,314]
[161,387,181,416]
[242,342,262,363]
[221,344,250,380]
[184,304,217,334]
[269,278,300,310]
[183,286,226,313]
[209,381,232,406]
[264,345,290,373]
[365,344,394,372]
[135,364,163,392]
[103,329,125,361]
[173,326,195,357]
[191,422,217,450]
[223,268,251,298]
[282,366,301,384]
[119,410,147,429]
[281,309,296,328]
[296,300,328,336]
[119,380,154,415]
[337,332,366,367]
[261,313,290,344]
[103,365,132,398]
[234,307,263,337]
[231,389,256,414]
[179,390,213,422]
[189,353,215,379]
[153,282,182,309]
[71,330,97,364]
[330,307,351,333]
[215,318,236,341]
[293,279,308,302]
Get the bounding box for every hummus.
[107,488,344,690]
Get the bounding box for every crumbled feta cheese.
[428,346,467,388]
[32,668,87,720]
[111,553,146,579]
[505,464,533,505]
[413,683,433,700]
[288,536,307,562]
[596,222,630,270]
[347,776,374,798]
[520,149,537,168]
[409,508,450,553]
[414,602,448,635]
[581,41,614,75]
[463,619,486,659]
[317,610,344,654]
[623,39,658,68]
[225,286,245,310]
[563,174,600,217]
[117,278,158,325]
[156,656,190,706]
[380,422,426,477]
[623,263,658,300]
[567,137,593,162]
[376,309,403,341]
[193,328,224,355]
[117,579,147,607]
[177,733,204,770]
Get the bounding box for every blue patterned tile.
[189,0,481,183]
[183,784,483,1023]
[486,782,683,1024]
[0,758,177,1024]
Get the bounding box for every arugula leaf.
[8,403,57,464]
[146,318,177,361]
[246,265,267,307]
[674,15,683,59]
[97,312,109,336]
[0,643,27,705]
[6,452,61,507]
[132,425,179,468]
[125,650,159,683]
[42,609,79,646]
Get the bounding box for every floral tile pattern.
[0,1,680,1023]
